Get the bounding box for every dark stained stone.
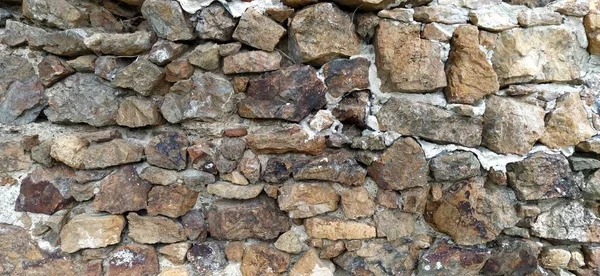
[104,244,159,276]
[15,166,74,215]
[377,97,483,147]
[196,2,237,42]
[368,137,428,191]
[44,73,122,127]
[481,238,539,275]
[323,58,370,98]
[293,151,367,186]
[145,132,189,170]
[187,242,227,274]
[262,157,293,183]
[147,184,199,218]
[241,244,291,276]
[141,0,195,41]
[94,56,129,81]
[181,208,207,241]
[332,90,370,128]
[417,239,491,275]
[207,195,291,240]
[333,239,414,275]
[238,65,327,122]
[218,138,246,161]
[93,166,153,214]
[430,151,481,182]
[37,55,75,87]
[506,152,581,200]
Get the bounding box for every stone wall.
[1,0,600,275]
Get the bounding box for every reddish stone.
[14,166,74,215]
[223,127,248,137]
[38,55,75,87]
[165,60,194,82]
[147,184,199,218]
[93,166,153,214]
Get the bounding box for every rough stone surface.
[288,3,361,66]
[0,141,32,173]
[481,238,539,275]
[93,166,153,214]
[127,213,186,244]
[196,2,237,42]
[82,139,144,169]
[304,217,376,240]
[585,11,600,55]
[23,0,86,29]
[222,51,281,74]
[116,96,164,128]
[232,8,286,51]
[468,3,525,31]
[38,55,74,87]
[518,8,563,27]
[375,20,446,92]
[430,151,480,182]
[417,239,490,275]
[147,184,198,218]
[60,214,125,253]
[341,187,376,219]
[188,42,220,71]
[142,0,194,41]
[84,31,154,56]
[531,201,600,243]
[241,244,291,276]
[323,58,370,98]
[293,151,367,186]
[413,6,469,24]
[104,244,159,276]
[278,182,339,218]
[187,242,227,274]
[290,249,335,276]
[113,58,165,97]
[540,92,595,148]
[145,132,189,170]
[374,210,415,241]
[15,166,73,214]
[246,126,326,155]
[367,137,428,191]
[207,182,264,199]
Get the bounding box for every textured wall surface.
[1,0,600,275]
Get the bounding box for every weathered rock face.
[417,239,490,275]
[246,126,326,155]
[540,92,595,148]
[93,166,153,214]
[15,166,73,214]
[492,26,588,85]
[368,138,428,191]
[531,201,600,243]
[468,3,525,31]
[23,0,86,29]
[293,152,366,186]
[232,8,286,51]
[104,244,159,276]
[585,11,600,55]
[196,2,237,41]
[208,196,291,240]
[425,177,518,245]
[142,0,194,41]
[44,74,121,126]
[0,141,32,173]
[341,187,376,219]
[187,242,227,274]
[375,20,447,93]
[113,58,165,97]
[374,209,415,241]
[323,58,370,98]
[161,72,234,123]
[222,51,281,74]
[506,152,581,200]
[38,55,74,87]
[304,217,376,240]
[445,25,498,104]
[116,96,164,128]
[147,184,198,218]
[288,3,361,66]
[60,213,125,253]
[238,65,326,122]
[83,139,144,169]
[278,182,339,218]
[207,182,264,199]
[127,213,186,244]
[481,238,539,275]
[84,31,154,56]
[0,56,45,125]
[378,98,483,147]
[430,151,480,182]
[145,132,189,170]
[241,244,291,276]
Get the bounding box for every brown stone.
[0,141,32,173]
[241,244,291,276]
[425,177,518,245]
[145,132,189,170]
[225,241,245,262]
[23,0,86,29]
[293,151,367,186]
[116,96,164,128]
[290,249,335,276]
[208,196,291,240]
[83,139,144,169]
[377,189,398,209]
[147,184,198,218]
[223,51,281,74]
[481,238,539,275]
[0,224,45,274]
[368,137,428,191]
[188,42,220,71]
[278,182,340,218]
[196,2,237,41]
[165,60,194,82]
[60,213,125,253]
[288,3,361,66]
[375,20,447,92]
[247,125,326,155]
[141,0,195,41]
[104,244,159,276]
[15,166,73,214]
[38,55,75,87]
[159,242,190,265]
[127,213,186,244]
[374,210,415,241]
[401,186,429,214]
[265,7,294,22]
[323,58,370,98]
[232,8,286,51]
[181,209,207,241]
[417,239,490,275]
[445,25,499,104]
[429,151,481,182]
[585,11,600,55]
[320,240,345,259]
[239,65,327,122]
[68,55,96,73]
[341,187,376,219]
[50,134,88,169]
[113,58,165,97]
[304,217,376,240]
[540,92,595,148]
[93,166,153,214]
[332,90,370,128]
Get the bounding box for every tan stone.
[82,139,144,169]
[585,11,600,55]
[367,137,428,191]
[159,268,190,276]
[140,166,179,185]
[289,249,336,276]
[127,213,186,244]
[147,184,198,218]
[232,8,286,51]
[220,171,250,185]
[246,126,326,155]
[159,242,190,265]
[304,217,376,240]
[274,230,304,254]
[207,182,264,199]
[241,244,291,276]
[278,182,339,218]
[341,187,376,219]
[60,213,124,253]
[541,92,595,148]
[225,241,245,262]
[375,210,415,241]
[116,96,164,128]
[445,25,499,104]
[540,248,571,269]
[50,135,88,169]
[377,189,398,209]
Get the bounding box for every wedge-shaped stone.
[293,151,366,186]
[93,166,153,214]
[207,182,264,199]
[368,137,428,191]
[232,8,285,51]
[142,0,194,41]
[540,92,595,148]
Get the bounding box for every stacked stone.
[1,0,600,275]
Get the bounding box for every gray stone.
[232,8,286,51]
[531,201,600,243]
[196,2,237,42]
[84,31,155,56]
[222,51,281,74]
[22,0,86,29]
[188,42,220,71]
[518,8,563,27]
[142,0,195,41]
[113,58,165,96]
[145,132,189,171]
[413,6,469,24]
[569,156,600,171]
[430,151,480,182]
[468,3,526,31]
[148,40,188,66]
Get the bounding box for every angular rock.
[445,25,499,104]
[145,132,189,170]
[241,244,291,276]
[468,3,525,31]
[375,21,447,93]
[305,217,376,240]
[238,65,326,122]
[417,239,490,275]
[368,137,428,191]
[147,184,198,218]
[142,0,194,41]
[113,58,165,96]
[430,151,480,182]
[413,6,469,24]
[93,166,153,214]
[266,7,295,22]
[288,3,360,66]
[140,166,179,185]
[0,224,45,275]
[290,249,335,276]
[15,166,73,214]
[330,0,393,10]
[482,95,546,155]
[333,238,416,275]
[356,13,380,41]
[222,51,281,74]
[148,40,188,66]
[506,152,581,200]
[309,110,335,132]
[188,42,220,71]
[196,2,237,41]
[165,59,194,82]
[247,126,326,155]
[518,8,563,27]
[541,92,595,148]
[207,182,264,199]
[569,156,600,171]
[278,182,339,218]
[274,230,304,254]
[293,152,367,186]
[585,11,600,55]
[550,0,590,16]
[22,0,86,29]
[262,157,293,183]
[208,196,290,240]
[378,8,415,22]
[577,139,600,154]
[281,0,318,8]
[116,96,164,128]
[332,91,369,128]
[94,56,128,81]
[422,22,455,42]
[104,244,159,276]
[219,42,242,56]
[181,209,207,240]
[44,74,121,126]
[531,201,600,243]
[425,177,519,245]
[341,187,376,219]
[84,31,154,56]
[481,238,539,275]
[50,135,88,169]
[159,242,190,265]
[0,76,46,126]
[187,242,227,274]
[540,248,571,269]
[323,58,370,98]
[492,26,588,85]
[161,72,234,123]
[232,8,286,51]
[374,210,415,241]
[83,139,144,169]
[60,214,125,253]
[38,55,75,87]
[127,213,186,244]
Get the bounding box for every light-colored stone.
[518,8,563,27]
[60,214,124,253]
[289,249,335,276]
[278,182,339,218]
[377,8,414,22]
[159,242,190,265]
[469,3,526,31]
[341,187,376,219]
[142,0,195,41]
[531,201,600,242]
[50,135,88,169]
[540,248,571,269]
[374,210,415,241]
[207,182,264,199]
[541,92,595,149]
[232,8,286,51]
[585,11,600,55]
[127,213,186,244]
[413,6,469,24]
[304,217,376,240]
[274,230,304,254]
